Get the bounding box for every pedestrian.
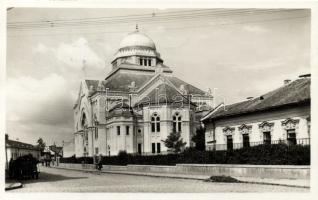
[97,154,103,171]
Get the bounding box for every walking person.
[97,154,103,174]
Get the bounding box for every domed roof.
[119,31,156,50]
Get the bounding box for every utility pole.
[5,134,8,170]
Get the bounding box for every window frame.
[126,126,130,136]
[151,113,160,133]
[263,131,271,145]
[226,135,233,151]
[287,129,297,145]
[172,112,182,133]
[95,147,99,155]
[95,128,98,140]
[157,143,161,153]
[152,143,156,153]
[242,134,250,148]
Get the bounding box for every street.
[9,166,309,192]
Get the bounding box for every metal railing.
[206,138,310,151]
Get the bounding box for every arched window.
[81,113,87,129]
[81,113,88,142]
[151,113,160,133]
[173,112,182,132]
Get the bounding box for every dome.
[119,31,156,50]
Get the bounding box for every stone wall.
[56,163,310,179]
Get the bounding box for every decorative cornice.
[281,118,300,130]
[281,118,300,126]
[258,121,274,128]
[238,124,252,131]
[223,126,235,135]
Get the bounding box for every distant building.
[62,140,75,157]
[5,134,41,168]
[201,75,310,150]
[49,145,63,159]
[73,28,212,157]
[42,145,63,160]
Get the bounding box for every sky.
[6,8,310,146]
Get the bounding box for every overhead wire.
[7,9,304,30]
[7,14,309,38]
[8,9,266,25]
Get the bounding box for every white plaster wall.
[142,106,191,153]
[205,106,310,149]
[7,148,41,161]
[74,133,84,157]
[92,127,107,156]
[105,118,136,155]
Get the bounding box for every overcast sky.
[6,8,310,145]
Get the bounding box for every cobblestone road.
[11,166,309,192]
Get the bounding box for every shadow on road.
[20,172,88,185]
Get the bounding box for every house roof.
[135,82,192,107]
[202,77,310,122]
[86,73,154,93]
[6,139,40,151]
[85,65,206,96]
[167,76,206,95]
[49,145,63,156]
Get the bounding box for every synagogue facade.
[73,28,212,157]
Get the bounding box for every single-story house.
[201,75,310,151]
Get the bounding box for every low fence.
[56,163,310,179]
[207,138,310,151]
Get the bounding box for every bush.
[118,150,128,165]
[60,144,310,165]
[205,175,241,183]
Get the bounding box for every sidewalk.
[5,180,23,191]
[54,166,310,188]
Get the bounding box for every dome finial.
[135,23,139,32]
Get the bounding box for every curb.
[53,167,310,189]
[239,180,310,189]
[5,182,23,191]
[101,170,206,181]
[54,166,207,181]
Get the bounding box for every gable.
[135,81,190,107]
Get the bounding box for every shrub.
[205,175,241,183]
[118,150,128,165]
[60,144,310,165]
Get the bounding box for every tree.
[163,132,186,153]
[192,126,206,151]
[36,137,46,151]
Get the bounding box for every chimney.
[284,79,291,85]
[5,134,8,141]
